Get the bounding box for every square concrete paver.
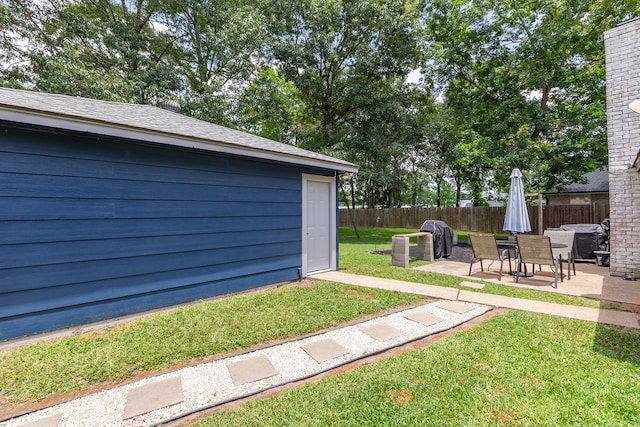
[360,323,403,341]
[459,280,485,289]
[438,301,474,314]
[301,338,350,363]
[227,355,278,386]
[404,312,444,327]
[19,413,62,427]
[123,376,184,420]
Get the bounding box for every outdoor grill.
[419,220,454,259]
[560,220,609,260]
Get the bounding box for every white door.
[302,174,336,276]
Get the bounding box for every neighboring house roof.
[544,169,609,195]
[0,88,358,173]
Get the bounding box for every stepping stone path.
[301,338,350,364]
[404,312,445,327]
[360,323,403,341]
[227,356,279,386]
[122,377,184,420]
[0,301,490,427]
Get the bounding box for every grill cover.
[560,224,608,260]
[419,220,454,259]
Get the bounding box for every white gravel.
[1,301,490,427]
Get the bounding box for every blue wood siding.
[0,124,331,341]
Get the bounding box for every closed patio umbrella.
[503,167,531,235]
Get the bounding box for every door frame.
[301,173,337,277]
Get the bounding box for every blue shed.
[0,88,358,341]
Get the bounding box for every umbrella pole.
[538,192,543,235]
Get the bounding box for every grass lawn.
[0,282,426,404]
[338,227,609,309]
[194,311,640,426]
[1,226,637,425]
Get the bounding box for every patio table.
[496,240,567,277]
[496,240,567,249]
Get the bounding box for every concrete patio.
[418,256,640,307]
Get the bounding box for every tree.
[260,0,429,207]
[0,1,28,87]
[418,103,462,207]
[161,0,265,125]
[5,0,181,103]
[261,0,424,148]
[236,67,302,143]
[424,0,639,195]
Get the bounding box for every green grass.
[0,281,426,403]
[339,227,605,309]
[0,226,630,414]
[193,311,640,426]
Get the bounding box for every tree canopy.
[424,0,638,196]
[2,0,638,207]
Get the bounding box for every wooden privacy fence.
[339,204,610,233]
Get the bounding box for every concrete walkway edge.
[313,271,639,329]
[315,271,461,300]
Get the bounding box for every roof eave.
[1,107,359,174]
[544,191,609,196]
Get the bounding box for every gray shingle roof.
[0,88,358,173]
[545,169,609,194]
